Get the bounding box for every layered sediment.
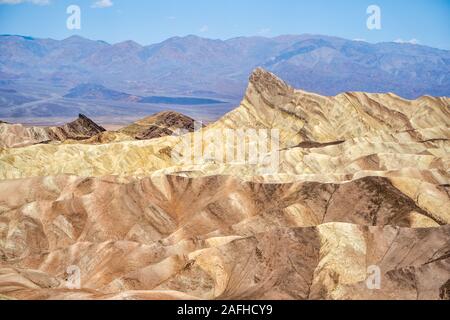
[0,69,448,300]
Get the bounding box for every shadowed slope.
[120,111,200,140]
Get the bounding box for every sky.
[0,0,449,49]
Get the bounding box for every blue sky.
[0,0,449,49]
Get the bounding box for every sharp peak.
[63,35,107,44]
[114,40,142,48]
[77,113,99,122]
[248,67,292,92]
[142,110,195,120]
[250,67,278,78]
[247,68,338,102]
[78,113,90,120]
[74,114,106,131]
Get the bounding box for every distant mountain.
[64,84,140,102]
[0,88,36,107]
[0,34,449,99]
[139,96,224,105]
[64,83,225,105]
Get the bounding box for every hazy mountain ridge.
[64,83,225,105]
[1,34,449,99]
[64,83,140,101]
[0,88,36,107]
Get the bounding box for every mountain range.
[64,83,225,105]
[1,34,450,101]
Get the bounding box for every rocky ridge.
[120,111,199,140]
[0,69,448,300]
[0,114,106,148]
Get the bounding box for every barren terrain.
[0,69,449,300]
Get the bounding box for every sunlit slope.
[0,69,449,180]
[0,174,449,299]
[0,68,449,300]
[0,114,105,148]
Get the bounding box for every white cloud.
[167,16,176,20]
[0,0,50,4]
[199,25,209,33]
[91,0,113,8]
[394,38,419,45]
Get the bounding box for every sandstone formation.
[0,69,448,179]
[0,69,448,300]
[0,114,106,148]
[63,131,135,145]
[62,111,200,146]
[120,111,200,140]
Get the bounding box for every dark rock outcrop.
[121,111,200,140]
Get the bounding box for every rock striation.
[0,69,449,300]
[120,111,200,140]
[0,114,106,148]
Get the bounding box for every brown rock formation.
[0,68,448,300]
[59,114,106,139]
[120,111,199,140]
[0,114,105,148]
